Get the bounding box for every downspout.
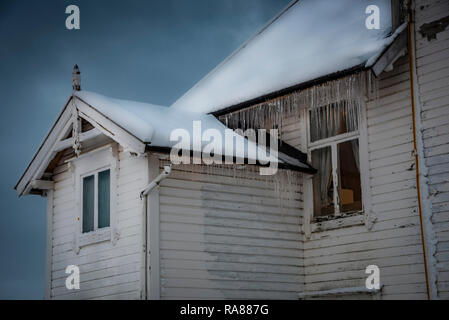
[140,164,171,299]
[407,0,437,300]
[140,165,172,198]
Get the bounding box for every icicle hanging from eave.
[162,158,302,213]
[219,70,377,134]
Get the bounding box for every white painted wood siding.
[293,57,428,299]
[414,0,449,299]
[49,145,147,299]
[157,158,304,299]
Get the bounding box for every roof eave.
[211,63,367,117]
[146,145,316,174]
[14,96,74,196]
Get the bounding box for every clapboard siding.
[42,1,449,300]
[49,144,146,299]
[158,159,304,299]
[415,0,449,299]
[299,56,427,299]
[282,113,304,150]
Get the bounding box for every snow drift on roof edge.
[74,91,284,164]
[170,0,394,113]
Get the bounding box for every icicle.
[264,168,301,214]
[219,72,370,139]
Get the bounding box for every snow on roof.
[171,0,395,113]
[74,91,285,164]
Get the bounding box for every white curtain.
[344,101,360,171]
[311,101,360,207]
[311,105,340,207]
[316,147,332,207]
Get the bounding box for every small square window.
[82,169,110,233]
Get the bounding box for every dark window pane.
[310,102,359,142]
[82,175,95,233]
[338,140,362,213]
[98,169,110,229]
[312,146,334,217]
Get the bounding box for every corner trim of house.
[147,154,161,300]
[44,189,54,300]
[407,0,438,299]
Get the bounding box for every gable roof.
[75,91,259,150]
[170,0,404,114]
[16,90,315,196]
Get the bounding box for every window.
[72,145,118,252]
[308,101,362,218]
[82,168,110,233]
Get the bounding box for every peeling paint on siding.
[419,15,449,41]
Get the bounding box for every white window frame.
[301,99,372,235]
[308,132,361,217]
[80,166,111,233]
[70,144,118,252]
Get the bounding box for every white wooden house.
[16,0,449,299]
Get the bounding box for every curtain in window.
[311,106,340,209]
[311,102,359,141]
[316,147,332,207]
[344,101,360,171]
[311,102,360,169]
[310,101,360,210]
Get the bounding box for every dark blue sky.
[0,0,290,299]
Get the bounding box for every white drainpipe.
[140,164,171,300]
[140,165,171,198]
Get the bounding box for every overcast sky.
[0,0,290,299]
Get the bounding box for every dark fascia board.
[278,139,307,163]
[211,64,366,117]
[146,145,317,174]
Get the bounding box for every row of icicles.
[161,159,302,213]
[219,70,380,138]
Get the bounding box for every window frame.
[80,167,111,234]
[309,132,361,217]
[301,99,372,234]
[71,144,118,252]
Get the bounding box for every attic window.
[82,169,110,233]
[308,101,363,218]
